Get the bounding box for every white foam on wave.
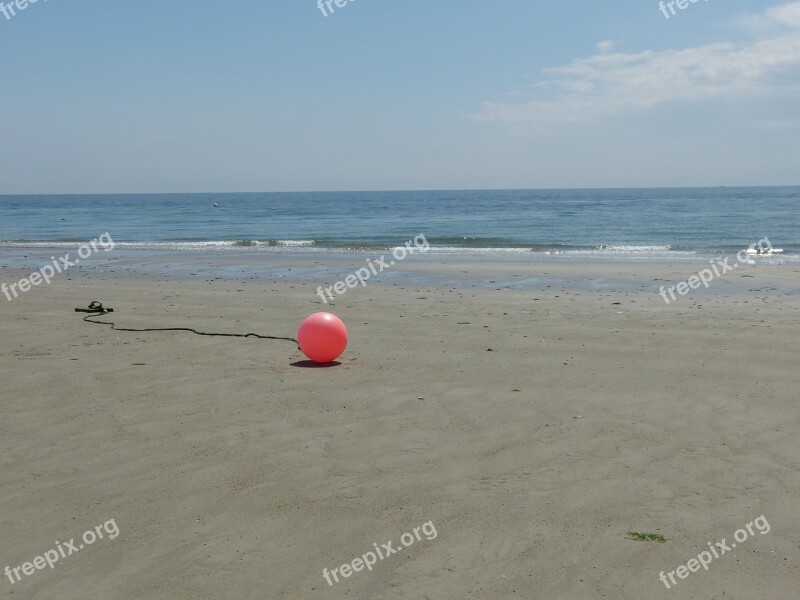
[1,240,795,263]
[275,240,315,246]
[596,245,673,253]
[423,246,533,254]
[0,240,318,250]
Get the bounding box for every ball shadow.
[290,360,342,368]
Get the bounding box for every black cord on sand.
[80,312,298,346]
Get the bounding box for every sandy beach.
[1,259,798,599]
[5,0,800,597]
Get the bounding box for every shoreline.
[2,248,798,297]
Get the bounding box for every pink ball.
[297,312,348,363]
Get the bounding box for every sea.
[1,188,798,266]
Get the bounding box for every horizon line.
[2,184,799,197]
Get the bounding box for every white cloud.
[733,9,793,38]
[597,40,615,53]
[472,2,800,124]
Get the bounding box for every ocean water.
[0,188,798,261]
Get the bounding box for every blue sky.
[1,0,798,193]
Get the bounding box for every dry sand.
[1,262,798,599]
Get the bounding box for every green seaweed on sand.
[626,532,668,543]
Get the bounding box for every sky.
[1,0,799,193]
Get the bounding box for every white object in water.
[746,247,783,257]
